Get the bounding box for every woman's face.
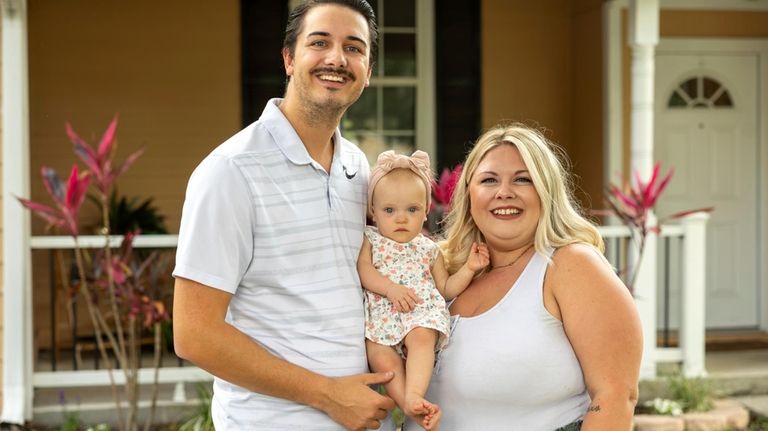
[468,144,541,251]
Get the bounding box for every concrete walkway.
[734,395,768,419]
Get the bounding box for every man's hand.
[385,283,421,312]
[322,371,396,431]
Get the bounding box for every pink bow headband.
[368,150,434,215]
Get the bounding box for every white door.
[655,49,759,329]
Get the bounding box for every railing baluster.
[48,249,56,371]
[663,236,671,348]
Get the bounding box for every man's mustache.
[311,67,356,82]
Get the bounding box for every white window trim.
[354,0,435,161]
[416,0,436,160]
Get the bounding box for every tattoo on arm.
[587,404,601,413]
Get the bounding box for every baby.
[358,150,489,430]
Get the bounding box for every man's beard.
[295,68,363,127]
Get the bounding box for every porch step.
[655,330,768,351]
[640,349,768,401]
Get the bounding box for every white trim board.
[611,0,768,11]
[1,0,33,424]
[660,0,768,11]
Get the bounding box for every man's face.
[283,4,373,114]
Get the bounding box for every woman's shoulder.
[549,243,613,280]
[552,242,602,262]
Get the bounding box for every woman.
[408,124,642,430]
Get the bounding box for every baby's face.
[371,169,428,243]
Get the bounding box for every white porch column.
[628,0,659,380]
[680,212,709,377]
[1,0,32,424]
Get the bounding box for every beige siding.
[570,0,604,207]
[28,0,241,349]
[482,0,573,140]
[28,0,241,235]
[482,0,604,207]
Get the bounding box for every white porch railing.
[28,234,213,416]
[599,212,710,379]
[22,212,709,417]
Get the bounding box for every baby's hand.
[386,283,421,313]
[466,242,490,272]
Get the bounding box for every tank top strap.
[498,247,555,313]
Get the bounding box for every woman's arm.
[357,236,420,312]
[545,244,643,431]
[432,243,489,300]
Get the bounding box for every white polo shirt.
[174,98,375,430]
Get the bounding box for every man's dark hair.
[283,0,379,64]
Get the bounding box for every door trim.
[603,28,768,329]
[655,46,760,327]
[656,38,768,330]
[657,39,768,330]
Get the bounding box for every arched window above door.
[667,76,734,109]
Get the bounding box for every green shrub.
[667,373,714,413]
[179,383,215,431]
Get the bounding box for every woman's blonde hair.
[440,123,604,274]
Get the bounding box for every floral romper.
[363,226,450,357]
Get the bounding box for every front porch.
[7,214,722,425]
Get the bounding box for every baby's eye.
[384,207,394,214]
[408,207,419,213]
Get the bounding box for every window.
[667,76,734,109]
[342,0,435,165]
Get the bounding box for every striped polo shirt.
[174,98,372,429]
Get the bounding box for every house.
[1,0,766,425]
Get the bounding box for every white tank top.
[407,250,590,430]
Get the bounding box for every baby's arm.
[357,236,421,312]
[433,243,490,300]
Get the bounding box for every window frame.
[343,0,436,162]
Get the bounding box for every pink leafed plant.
[432,164,462,211]
[18,165,91,237]
[600,162,713,292]
[16,117,168,431]
[67,115,144,198]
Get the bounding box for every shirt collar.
[260,98,344,169]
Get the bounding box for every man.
[172,1,396,429]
